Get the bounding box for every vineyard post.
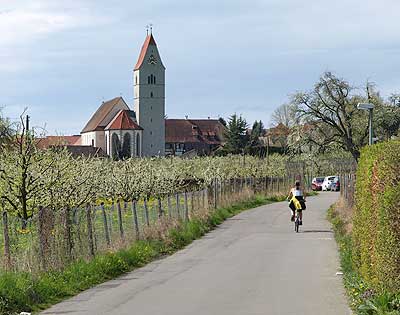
[202,189,206,210]
[157,197,163,218]
[38,206,49,270]
[167,195,172,218]
[175,194,180,219]
[63,207,73,261]
[109,202,114,235]
[131,200,140,239]
[184,191,189,221]
[86,204,95,258]
[100,203,110,247]
[117,201,124,239]
[190,191,194,213]
[213,179,218,209]
[144,198,150,226]
[2,211,12,270]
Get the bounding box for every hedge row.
[352,140,400,292]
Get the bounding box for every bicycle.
[294,211,301,233]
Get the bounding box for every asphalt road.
[42,192,351,315]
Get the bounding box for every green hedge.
[352,140,400,292]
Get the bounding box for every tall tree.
[223,114,249,154]
[291,72,374,161]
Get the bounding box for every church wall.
[81,131,106,152]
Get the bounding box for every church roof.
[105,110,143,131]
[134,34,157,70]
[81,97,129,133]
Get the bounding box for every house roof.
[165,119,225,145]
[53,145,108,158]
[134,34,157,70]
[37,135,81,149]
[81,97,129,133]
[105,110,143,131]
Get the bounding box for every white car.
[322,176,337,191]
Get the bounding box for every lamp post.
[357,103,375,145]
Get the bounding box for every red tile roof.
[134,34,157,70]
[81,97,129,133]
[165,119,225,145]
[105,110,143,130]
[37,135,81,149]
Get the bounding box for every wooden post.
[144,198,150,226]
[2,211,11,270]
[131,200,140,239]
[86,204,95,258]
[214,179,218,209]
[167,196,172,218]
[63,207,73,260]
[184,191,189,221]
[100,203,110,246]
[190,191,195,213]
[117,201,124,239]
[176,193,180,219]
[157,197,163,218]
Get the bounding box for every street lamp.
[357,103,375,145]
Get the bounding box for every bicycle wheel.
[295,217,299,233]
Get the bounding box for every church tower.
[133,32,165,156]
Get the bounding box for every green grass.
[0,194,281,315]
[327,206,400,315]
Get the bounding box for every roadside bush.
[352,140,400,292]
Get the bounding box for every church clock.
[148,54,157,65]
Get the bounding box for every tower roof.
[134,34,157,70]
[105,110,143,131]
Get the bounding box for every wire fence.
[0,176,299,273]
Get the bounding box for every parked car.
[330,176,340,191]
[311,177,325,191]
[322,176,337,191]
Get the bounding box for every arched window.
[150,92,153,98]
[136,133,140,156]
[135,76,137,84]
[150,74,154,84]
[111,133,121,160]
[122,133,131,159]
[154,76,156,84]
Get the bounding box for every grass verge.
[327,205,400,315]
[0,194,282,315]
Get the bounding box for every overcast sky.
[1,0,400,134]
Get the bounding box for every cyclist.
[287,180,306,225]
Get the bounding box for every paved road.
[42,192,351,315]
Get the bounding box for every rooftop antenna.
[146,25,149,36]
[149,23,153,34]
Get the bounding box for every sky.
[1,0,400,135]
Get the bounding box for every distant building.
[165,119,226,156]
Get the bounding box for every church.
[40,32,226,158]
[80,32,166,158]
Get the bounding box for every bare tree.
[270,103,300,127]
[291,72,370,161]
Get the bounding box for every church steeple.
[133,32,166,157]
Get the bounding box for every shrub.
[352,140,400,292]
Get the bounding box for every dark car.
[311,177,325,191]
